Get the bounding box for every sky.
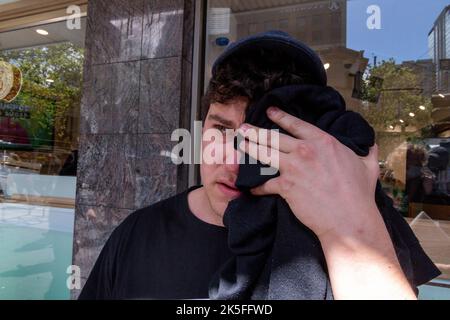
[347,0,450,64]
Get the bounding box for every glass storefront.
[0,16,86,299]
[203,0,450,298]
[1,0,449,300]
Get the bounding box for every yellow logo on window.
[0,61,22,103]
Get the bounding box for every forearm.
[319,206,417,300]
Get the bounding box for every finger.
[250,177,281,196]
[237,123,299,153]
[238,139,287,170]
[267,106,326,140]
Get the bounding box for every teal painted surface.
[0,224,73,300]
[0,212,448,300]
[419,285,450,300]
[419,280,450,300]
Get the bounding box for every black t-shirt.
[78,185,232,300]
[79,184,439,300]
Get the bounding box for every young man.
[79,31,439,300]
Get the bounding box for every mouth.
[217,180,242,198]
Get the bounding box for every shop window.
[312,29,324,44]
[204,0,450,298]
[280,19,289,30]
[296,16,307,28]
[0,16,86,299]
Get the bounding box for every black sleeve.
[375,182,441,294]
[77,211,140,300]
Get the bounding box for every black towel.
[208,84,441,300]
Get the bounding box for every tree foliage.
[0,42,83,149]
[358,59,432,135]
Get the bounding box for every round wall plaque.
[0,61,22,103]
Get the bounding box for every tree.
[358,59,433,135]
[0,42,84,149]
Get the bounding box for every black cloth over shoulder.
[208,84,441,300]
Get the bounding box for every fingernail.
[267,107,278,116]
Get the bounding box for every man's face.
[200,97,248,217]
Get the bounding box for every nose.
[223,139,241,174]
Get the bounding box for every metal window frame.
[188,0,207,187]
[0,1,87,33]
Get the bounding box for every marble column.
[71,0,195,299]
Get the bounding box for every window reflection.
[205,0,450,294]
[0,18,85,299]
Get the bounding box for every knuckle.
[321,134,336,147]
[285,118,295,130]
[287,120,301,135]
[295,142,314,158]
[279,176,294,193]
[285,157,298,172]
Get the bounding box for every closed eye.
[213,124,231,133]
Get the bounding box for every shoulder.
[117,192,182,232]
[79,186,201,299]
[109,186,200,242]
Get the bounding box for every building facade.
[0,0,449,300]
[429,5,450,94]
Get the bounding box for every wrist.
[318,203,387,251]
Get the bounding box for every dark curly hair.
[201,47,314,120]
